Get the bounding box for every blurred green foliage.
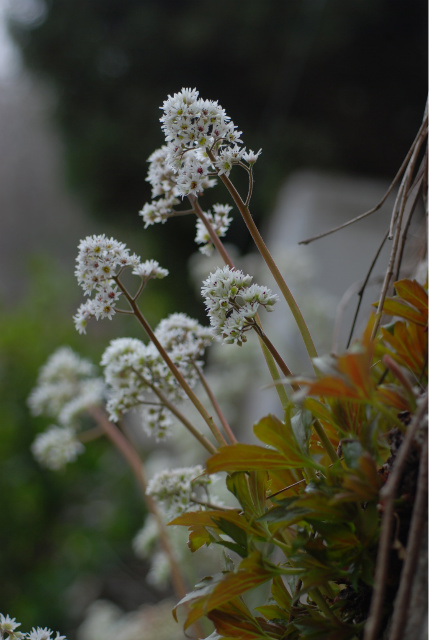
[0,259,167,634]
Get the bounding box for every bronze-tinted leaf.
[206,443,303,473]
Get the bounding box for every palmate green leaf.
[170,508,265,552]
[253,414,297,457]
[270,575,292,614]
[255,603,287,621]
[342,441,364,469]
[212,516,248,557]
[294,610,362,640]
[226,471,270,519]
[188,524,213,551]
[262,486,356,528]
[206,443,307,473]
[207,415,321,476]
[290,409,313,454]
[173,551,276,630]
[208,598,286,639]
[208,609,285,639]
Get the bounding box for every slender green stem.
[257,335,291,411]
[116,277,225,450]
[193,363,238,444]
[309,588,338,621]
[312,419,338,463]
[188,195,235,267]
[132,367,218,453]
[253,324,298,389]
[190,197,293,412]
[207,148,318,367]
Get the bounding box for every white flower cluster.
[73,234,168,334]
[194,203,233,255]
[101,314,212,439]
[139,146,182,228]
[31,426,84,471]
[201,266,278,345]
[160,87,240,156]
[0,613,66,640]
[28,347,104,470]
[28,347,102,419]
[146,465,210,520]
[159,87,261,196]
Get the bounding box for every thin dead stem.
[193,363,237,444]
[363,393,428,640]
[299,107,428,246]
[387,430,428,640]
[371,111,427,339]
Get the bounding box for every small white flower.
[145,146,181,199]
[242,148,262,165]
[194,203,233,255]
[26,628,66,640]
[31,426,84,471]
[132,260,169,280]
[0,613,21,635]
[214,144,244,177]
[139,197,179,227]
[73,299,98,334]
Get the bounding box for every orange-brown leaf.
[394,279,428,317]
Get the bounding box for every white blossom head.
[26,628,66,640]
[160,88,240,154]
[31,426,84,471]
[154,312,213,357]
[101,314,211,439]
[75,234,139,296]
[28,347,103,421]
[74,234,168,333]
[159,88,247,198]
[201,266,278,345]
[146,465,210,521]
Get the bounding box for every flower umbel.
[74,234,169,333]
[101,314,212,439]
[0,615,67,640]
[201,266,278,345]
[146,465,211,520]
[31,426,85,471]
